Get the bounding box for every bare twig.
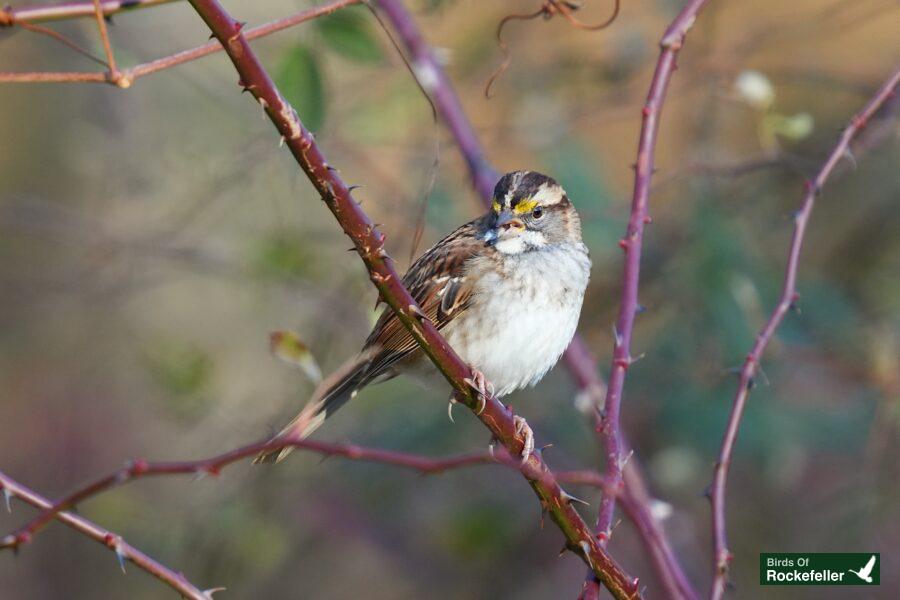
[0,469,212,600]
[11,20,109,66]
[485,0,620,97]
[0,0,177,25]
[0,442,499,548]
[708,65,900,600]
[0,0,363,86]
[90,0,123,84]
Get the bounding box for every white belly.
[441,243,590,397]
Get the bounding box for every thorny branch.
[708,65,900,600]
[0,469,213,600]
[0,0,177,24]
[1,436,627,596]
[581,1,714,599]
[0,439,623,547]
[0,0,364,86]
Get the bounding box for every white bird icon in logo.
[848,555,877,583]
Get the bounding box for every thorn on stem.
[2,486,11,513]
[560,490,591,506]
[612,325,623,348]
[408,304,428,320]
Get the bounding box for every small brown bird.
[255,171,591,464]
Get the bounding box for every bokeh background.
[1,0,898,598]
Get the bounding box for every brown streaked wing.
[361,217,486,373]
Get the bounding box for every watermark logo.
[760,553,879,586]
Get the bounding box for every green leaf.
[276,44,325,131]
[314,8,383,64]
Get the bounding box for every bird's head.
[482,171,582,254]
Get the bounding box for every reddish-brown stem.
[0,0,363,86]
[373,0,498,201]
[596,0,712,548]
[708,65,900,600]
[175,1,639,596]
[0,441,502,548]
[0,0,177,24]
[0,469,211,600]
[90,0,125,85]
[583,1,713,599]
[13,19,109,66]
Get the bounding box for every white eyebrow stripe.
[532,182,564,206]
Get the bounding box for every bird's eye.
[531,207,544,219]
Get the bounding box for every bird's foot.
[463,367,493,415]
[513,415,534,464]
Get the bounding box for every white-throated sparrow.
[255,171,591,464]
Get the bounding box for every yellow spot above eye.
[513,199,538,214]
[491,200,501,212]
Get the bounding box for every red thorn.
[618,239,629,251]
[641,105,651,117]
[16,532,31,546]
[206,465,221,477]
[103,533,116,548]
[643,215,653,224]
[614,357,630,370]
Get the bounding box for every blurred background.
[1,0,898,598]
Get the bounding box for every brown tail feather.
[253,349,381,465]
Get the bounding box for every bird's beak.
[484,209,524,246]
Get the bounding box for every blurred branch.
[582,1,714,599]
[0,469,213,600]
[373,0,498,201]
[708,65,900,600]
[0,0,176,24]
[0,0,363,86]
[90,0,123,84]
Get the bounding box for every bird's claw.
[513,416,534,464]
[463,367,491,415]
[447,396,457,423]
